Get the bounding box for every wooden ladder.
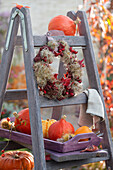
[0,7,113,170]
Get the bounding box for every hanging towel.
[78,89,105,128]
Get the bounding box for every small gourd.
[42,119,57,138]
[74,126,92,141]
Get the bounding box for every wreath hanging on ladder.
[33,38,85,100]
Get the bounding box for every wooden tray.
[44,132,102,152]
[0,125,102,153]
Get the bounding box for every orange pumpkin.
[0,151,34,170]
[48,115,75,141]
[48,15,76,36]
[13,108,56,137]
[42,119,57,138]
[74,126,92,141]
[13,108,31,135]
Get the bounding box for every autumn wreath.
[33,39,84,100]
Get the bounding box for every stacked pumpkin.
[48,15,77,36]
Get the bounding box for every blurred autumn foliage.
[79,0,113,169]
[7,65,26,89]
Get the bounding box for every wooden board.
[16,35,86,47]
[46,149,109,162]
[4,90,87,107]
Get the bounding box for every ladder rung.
[16,36,86,47]
[39,93,87,107]
[5,89,27,100]
[4,89,87,107]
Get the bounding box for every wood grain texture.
[20,7,46,170]
[16,35,86,47]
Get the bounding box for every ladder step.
[4,89,87,107]
[39,93,87,107]
[46,149,109,162]
[46,154,109,170]
[5,89,27,100]
[16,35,86,47]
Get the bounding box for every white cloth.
[78,89,104,127]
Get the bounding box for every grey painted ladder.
[0,7,113,170]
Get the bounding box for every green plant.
[0,102,23,120]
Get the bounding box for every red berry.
[1,111,5,115]
[44,90,47,94]
[43,58,47,62]
[7,117,10,122]
[1,150,4,153]
[1,154,5,157]
[20,121,24,125]
[49,61,52,64]
[70,93,74,96]
[46,154,51,161]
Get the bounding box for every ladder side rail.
[67,10,113,169]
[0,7,19,115]
[20,7,46,170]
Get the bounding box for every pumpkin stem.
[13,112,19,119]
[61,115,67,120]
[14,153,20,158]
